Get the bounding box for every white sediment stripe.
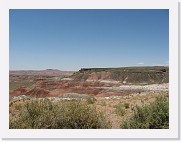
[61,78,73,81]
[92,83,169,91]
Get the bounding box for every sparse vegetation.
[120,96,169,129]
[9,81,34,91]
[61,93,91,99]
[86,97,96,104]
[100,100,106,106]
[10,98,111,129]
[114,102,125,116]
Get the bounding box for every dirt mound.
[25,87,50,98]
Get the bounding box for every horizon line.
[9,65,169,71]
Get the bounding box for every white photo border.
[0,0,179,139]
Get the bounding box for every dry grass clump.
[10,98,111,129]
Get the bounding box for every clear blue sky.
[10,9,169,71]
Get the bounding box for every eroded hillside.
[72,66,169,84]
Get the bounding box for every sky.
[9,9,169,71]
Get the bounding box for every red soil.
[10,80,138,98]
[10,87,30,96]
[25,87,51,98]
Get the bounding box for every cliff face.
[72,66,169,84]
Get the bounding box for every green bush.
[15,104,22,110]
[114,103,125,116]
[10,98,111,129]
[86,97,96,104]
[124,103,129,109]
[120,96,169,129]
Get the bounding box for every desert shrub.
[114,103,125,116]
[15,104,23,110]
[9,102,13,106]
[120,96,169,129]
[86,97,96,104]
[10,98,110,129]
[124,103,129,109]
[100,101,106,106]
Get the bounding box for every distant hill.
[9,69,75,76]
[72,66,169,84]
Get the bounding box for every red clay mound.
[10,87,30,96]
[25,87,50,98]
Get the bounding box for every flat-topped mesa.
[73,66,169,84]
[79,66,168,73]
[79,68,92,73]
[79,68,111,73]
